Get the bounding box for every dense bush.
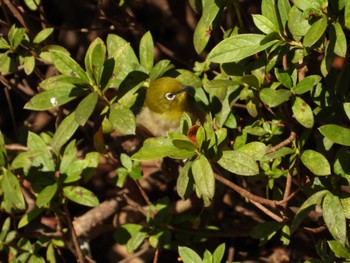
[0,0,350,262]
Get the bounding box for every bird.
[136,77,203,137]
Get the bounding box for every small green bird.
[136,77,202,137]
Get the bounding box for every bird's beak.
[180,85,195,95]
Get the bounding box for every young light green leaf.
[84,38,106,85]
[208,34,276,63]
[36,183,58,208]
[318,124,350,146]
[51,112,80,153]
[217,150,259,176]
[261,0,280,33]
[292,96,314,128]
[18,206,44,228]
[75,92,98,126]
[193,0,223,54]
[178,246,202,263]
[50,50,89,82]
[8,26,26,49]
[177,161,194,199]
[139,31,154,73]
[301,149,330,176]
[252,14,278,35]
[2,168,26,211]
[212,243,225,263]
[236,142,267,161]
[149,59,174,81]
[168,132,196,151]
[346,0,350,30]
[33,28,54,44]
[24,0,40,11]
[260,88,292,107]
[288,6,311,40]
[63,186,99,207]
[344,103,350,120]
[328,240,350,259]
[59,140,77,174]
[109,103,136,135]
[192,155,215,203]
[277,0,291,30]
[303,17,328,47]
[323,193,347,246]
[23,55,35,75]
[24,86,86,111]
[293,0,322,11]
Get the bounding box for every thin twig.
[5,144,28,151]
[266,131,296,155]
[153,248,159,263]
[250,200,284,223]
[134,179,152,206]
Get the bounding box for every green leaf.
[18,207,44,228]
[192,155,215,203]
[149,59,174,81]
[252,14,278,34]
[8,25,26,49]
[75,92,98,126]
[36,183,57,208]
[344,103,350,120]
[24,0,40,11]
[303,17,328,47]
[334,147,350,176]
[288,6,311,39]
[109,103,136,135]
[250,221,281,246]
[0,131,7,167]
[1,168,26,211]
[0,37,10,49]
[39,75,88,90]
[168,132,196,151]
[33,28,54,44]
[84,38,106,85]
[24,86,86,110]
[328,240,350,259]
[260,88,292,107]
[275,68,293,88]
[23,55,35,75]
[277,0,291,30]
[294,0,323,11]
[331,22,347,58]
[63,186,99,207]
[27,132,55,171]
[50,50,89,82]
[51,112,79,153]
[236,142,267,161]
[345,0,350,30]
[291,190,329,233]
[318,124,350,146]
[212,243,225,263]
[323,193,347,246]
[217,150,259,176]
[261,0,280,32]
[301,149,330,176]
[193,0,223,54]
[177,161,194,199]
[131,137,195,161]
[207,34,277,63]
[139,31,154,73]
[127,229,148,253]
[294,75,322,94]
[292,96,314,128]
[178,246,202,263]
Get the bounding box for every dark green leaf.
[333,147,350,176]
[33,28,54,44]
[2,168,26,211]
[208,34,277,63]
[292,96,314,128]
[36,183,57,208]
[84,38,106,85]
[50,50,89,82]
[178,246,202,263]
[332,22,347,58]
[109,103,136,135]
[318,124,350,146]
[291,190,329,233]
[192,155,215,203]
[63,186,99,207]
[323,193,347,246]
[0,131,7,167]
[250,221,281,245]
[27,132,55,171]
[301,149,330,176]
[75,92,98,126]
[303,17,328,47]
[24,86,86,111]
[139,31,154,73]
[51,112,79,153]
[131,137,195,161]
[260,88,292,107]
[217,150,259,176]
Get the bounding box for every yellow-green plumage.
[136,77,200,137]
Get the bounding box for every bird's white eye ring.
[165,92,176,101]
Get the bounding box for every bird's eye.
[165,92,176,101]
